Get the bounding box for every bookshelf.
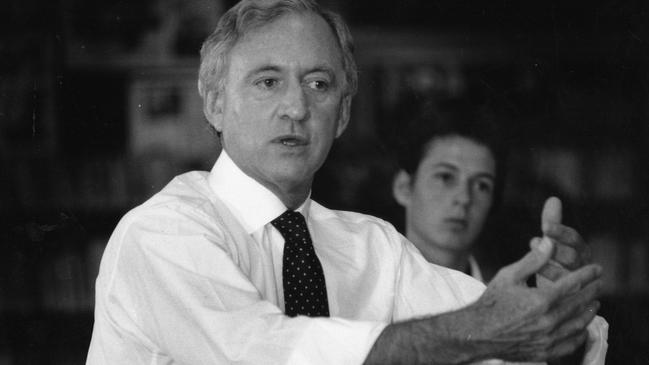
[1,0,222,361]
[0,68,216,363]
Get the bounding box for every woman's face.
[395,135,496,254]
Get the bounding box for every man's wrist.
[364,307,496,365]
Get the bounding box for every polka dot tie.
[271,210,330,317]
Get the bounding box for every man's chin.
[270,167,315,188]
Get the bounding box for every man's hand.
[468,238,602,362]
[532,197,592,283]
[365,239,603,364]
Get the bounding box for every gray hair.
[197,0,357,101]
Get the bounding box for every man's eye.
[256,78,279,89]
[307,80,329,91]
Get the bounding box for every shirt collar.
[468,255,483,283]
[208,150,311,234]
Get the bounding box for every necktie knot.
[271,210,307,237]
[271,209,329,317]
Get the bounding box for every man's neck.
[277,190,309,210]
[223,151,313,210]
[260,179,311,210]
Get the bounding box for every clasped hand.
[469,197,603,362]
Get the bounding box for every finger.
[530,237,561,284]
[546,330,589,361]
[549,271,602,325]
[540,297,598,360]
[544,223,591,268]
[539,286,600,343]
[538,261,569,282]
[544,223,582,245]
[553,264,602,298]
[553,244,581,270]
[553,300,601,340]
[507,237,554,281]
[541,198,591,271]
[529,236,542,250]
[541,196,562,232]
[531,237,570,283]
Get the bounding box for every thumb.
[542,196,562,233]
[509,237,554,281]
[529,236,542,250]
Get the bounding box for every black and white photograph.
[2,0,648,363]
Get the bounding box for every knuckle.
[535,294,552,311]
[570,317,586,334]
[565,248,578,264]
[539,338,554,358]
[539,313,556,330]
[563,226,581,243]
[579,313,592,329]
[497,265,514,279]
[556,248,579,268]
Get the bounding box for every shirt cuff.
[287,317,388,365]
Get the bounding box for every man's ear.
[335,95,352,138]
[392,170,413,207]
[203,89,224,133]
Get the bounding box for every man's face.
[207,12,349,199]
[396,135,496,254]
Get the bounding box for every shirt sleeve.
[581,316,608,365]
[87,207,386,365]
[390,232,486,321]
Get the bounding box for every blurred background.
[1,0,648,363]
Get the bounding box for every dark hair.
[388,94,511,208]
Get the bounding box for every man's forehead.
[237,11,336,46]
[228,12,344,71]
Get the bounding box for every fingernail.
[538,237,553,253]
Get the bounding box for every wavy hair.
[197,0,357,101]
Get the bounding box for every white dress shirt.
[86,151,528,364]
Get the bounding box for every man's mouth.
[274,135,308,147]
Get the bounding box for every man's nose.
[280,81,309,122]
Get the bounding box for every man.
[87,0,603,364]
[390,98,506,281]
